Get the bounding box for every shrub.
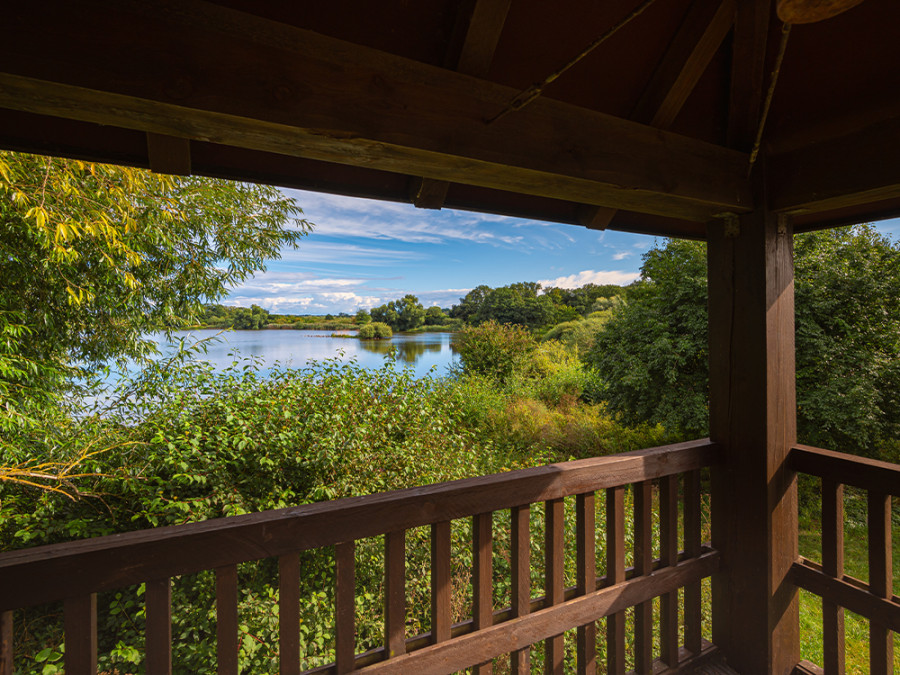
[357,322,392,339]
[455,320,536,384]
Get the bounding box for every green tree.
[424,305,446,325]
[355,308,372,325]
[456,320,537,384]
[370,295,425,332]
[0,151,309,428]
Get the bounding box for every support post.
[707,168,799,674]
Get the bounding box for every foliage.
[357,322,392,340]
[354,308,371,325]
[541,313,618,356]
[369,295,425,332]
[455,321,537,384]
[197,304,270,330]
[424,305,447,325]
[0,151,308,430]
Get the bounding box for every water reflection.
[357,337,443,362]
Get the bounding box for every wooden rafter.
[727,0,772,150]
[146,132,192,176]
[0,0,750,222]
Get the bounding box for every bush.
[357,322,392,339]
[455,321,536,384]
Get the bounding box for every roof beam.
[727,0,771,150]
[0,0,751,222]
[413,0,512,209]
[146,132,192,176]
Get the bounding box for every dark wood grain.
[606,486,626,675]
[867,490,893,673]
[335,542,356,674]
[545,498,565,674]
[431,521,452,644]
[510,504,531,674]
[0,439,716,613]
[727,0,770,150]
[683,469,703,657]
[790,445,900,497]
[659,474,680,667]
[576,492,596,675]
[65,594,97,675]
[216,565,239,675]
[278,553,300,675]
[385,530,406,659]
[146,578,172,675]
[821,479,845,675]
[473,512,493,674]
[0,611,12,675]
[146,132,191,175]
[634,480,653,674]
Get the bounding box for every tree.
[424,305,446,325]
[370,295,425,332]
[0,151,309,428]
[355,308,372,325]
[585,226,900,456]
[456,320,537,384]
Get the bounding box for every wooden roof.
[2,0,899,238]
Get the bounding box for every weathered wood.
[0,1,751,223]
[707,180,799,673]
[410,177,451,210]
[385,530,406,659]
[356,552,719,675]
[867,490,893,673]
[146,131,191,175]
[278,554,300,675]
[0,439,716,612]
[727,0,771,150]
[0,611,12,675]
[510,504,531,674]
[431,521,452,645]
[146,578,173,675]
[790,559,900,634]
[776,0,866,24]
[545,498,565,675]
[335,542,356,674]
[659,474,680,667]
[577,205,617,231]
[821,479,845,675]
[606,486,626,675]
[216,565,239,675]
[790,445,900,497]
[65,594,97,675]
[633,481,653,675]
[473,512,493,674]
[576,492,596,675]
[684,469,703,656]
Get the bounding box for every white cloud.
[538,269,638,289]
[611,251,631,261]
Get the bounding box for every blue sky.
[226,188,900,315]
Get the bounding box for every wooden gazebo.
[1,0,898,673]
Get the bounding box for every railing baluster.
[335,541,356,674]
[146,578,172,675]
[216,565,239,675]
[606,486,625,675]
[684,468,703,657]
[64,593,97,674]
[545,498,565,675]
[473,512,493,674]
[279,553,300,675]
[867,490,893,674]
[1,610,13,675]
[633,480,653,675]
[511,504,531,674]
[431,521,452,644]
[385,529,406,659]
[576,492,596,675]
[822,479,845,675]
[660,474,679,667]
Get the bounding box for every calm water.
[144,329,460,379]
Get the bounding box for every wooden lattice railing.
[789,445,900,675]
[0,439,720,675]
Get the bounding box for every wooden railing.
[789,445,900,675]
[0,439,719,675]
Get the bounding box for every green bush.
[357,322,392,339]
[455,320,536,384]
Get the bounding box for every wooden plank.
[606,486,626,675]
[278,554,300,675]
[790,560,900,634]
[64,594,97,675]
[577,205,617,231]
[821,480,845,675]
[410,177,450,210]
[727,0,771,150]
[683,469,703,656]
[0,0,751,223]
[357,552,720,675]
[146,131,191,175]
[633,481,653,674]
[707,186,799,674]
[146,578,173,675]
[335,542,356,674]
[385,530,406,659]
[545,498,565,674]
[0,439,717,612]
[632,0,735,128]
[0,611,12,675]
[659,474,680,667]
[576,492,596,675]
[510,504,531,674]
[473,512,493,675]
[216,565,239,675]
[867,490,893,673]
[431,521,452,644]
[790,445,900,497]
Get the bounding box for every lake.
[143,329,460,379]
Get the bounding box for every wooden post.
[707,168,799,674]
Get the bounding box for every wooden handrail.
[789,444,900,496]
[0,438,717,612]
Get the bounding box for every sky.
[225,188,900,315]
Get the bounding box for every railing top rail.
[790,444,900,497]
[0,438,716,612]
